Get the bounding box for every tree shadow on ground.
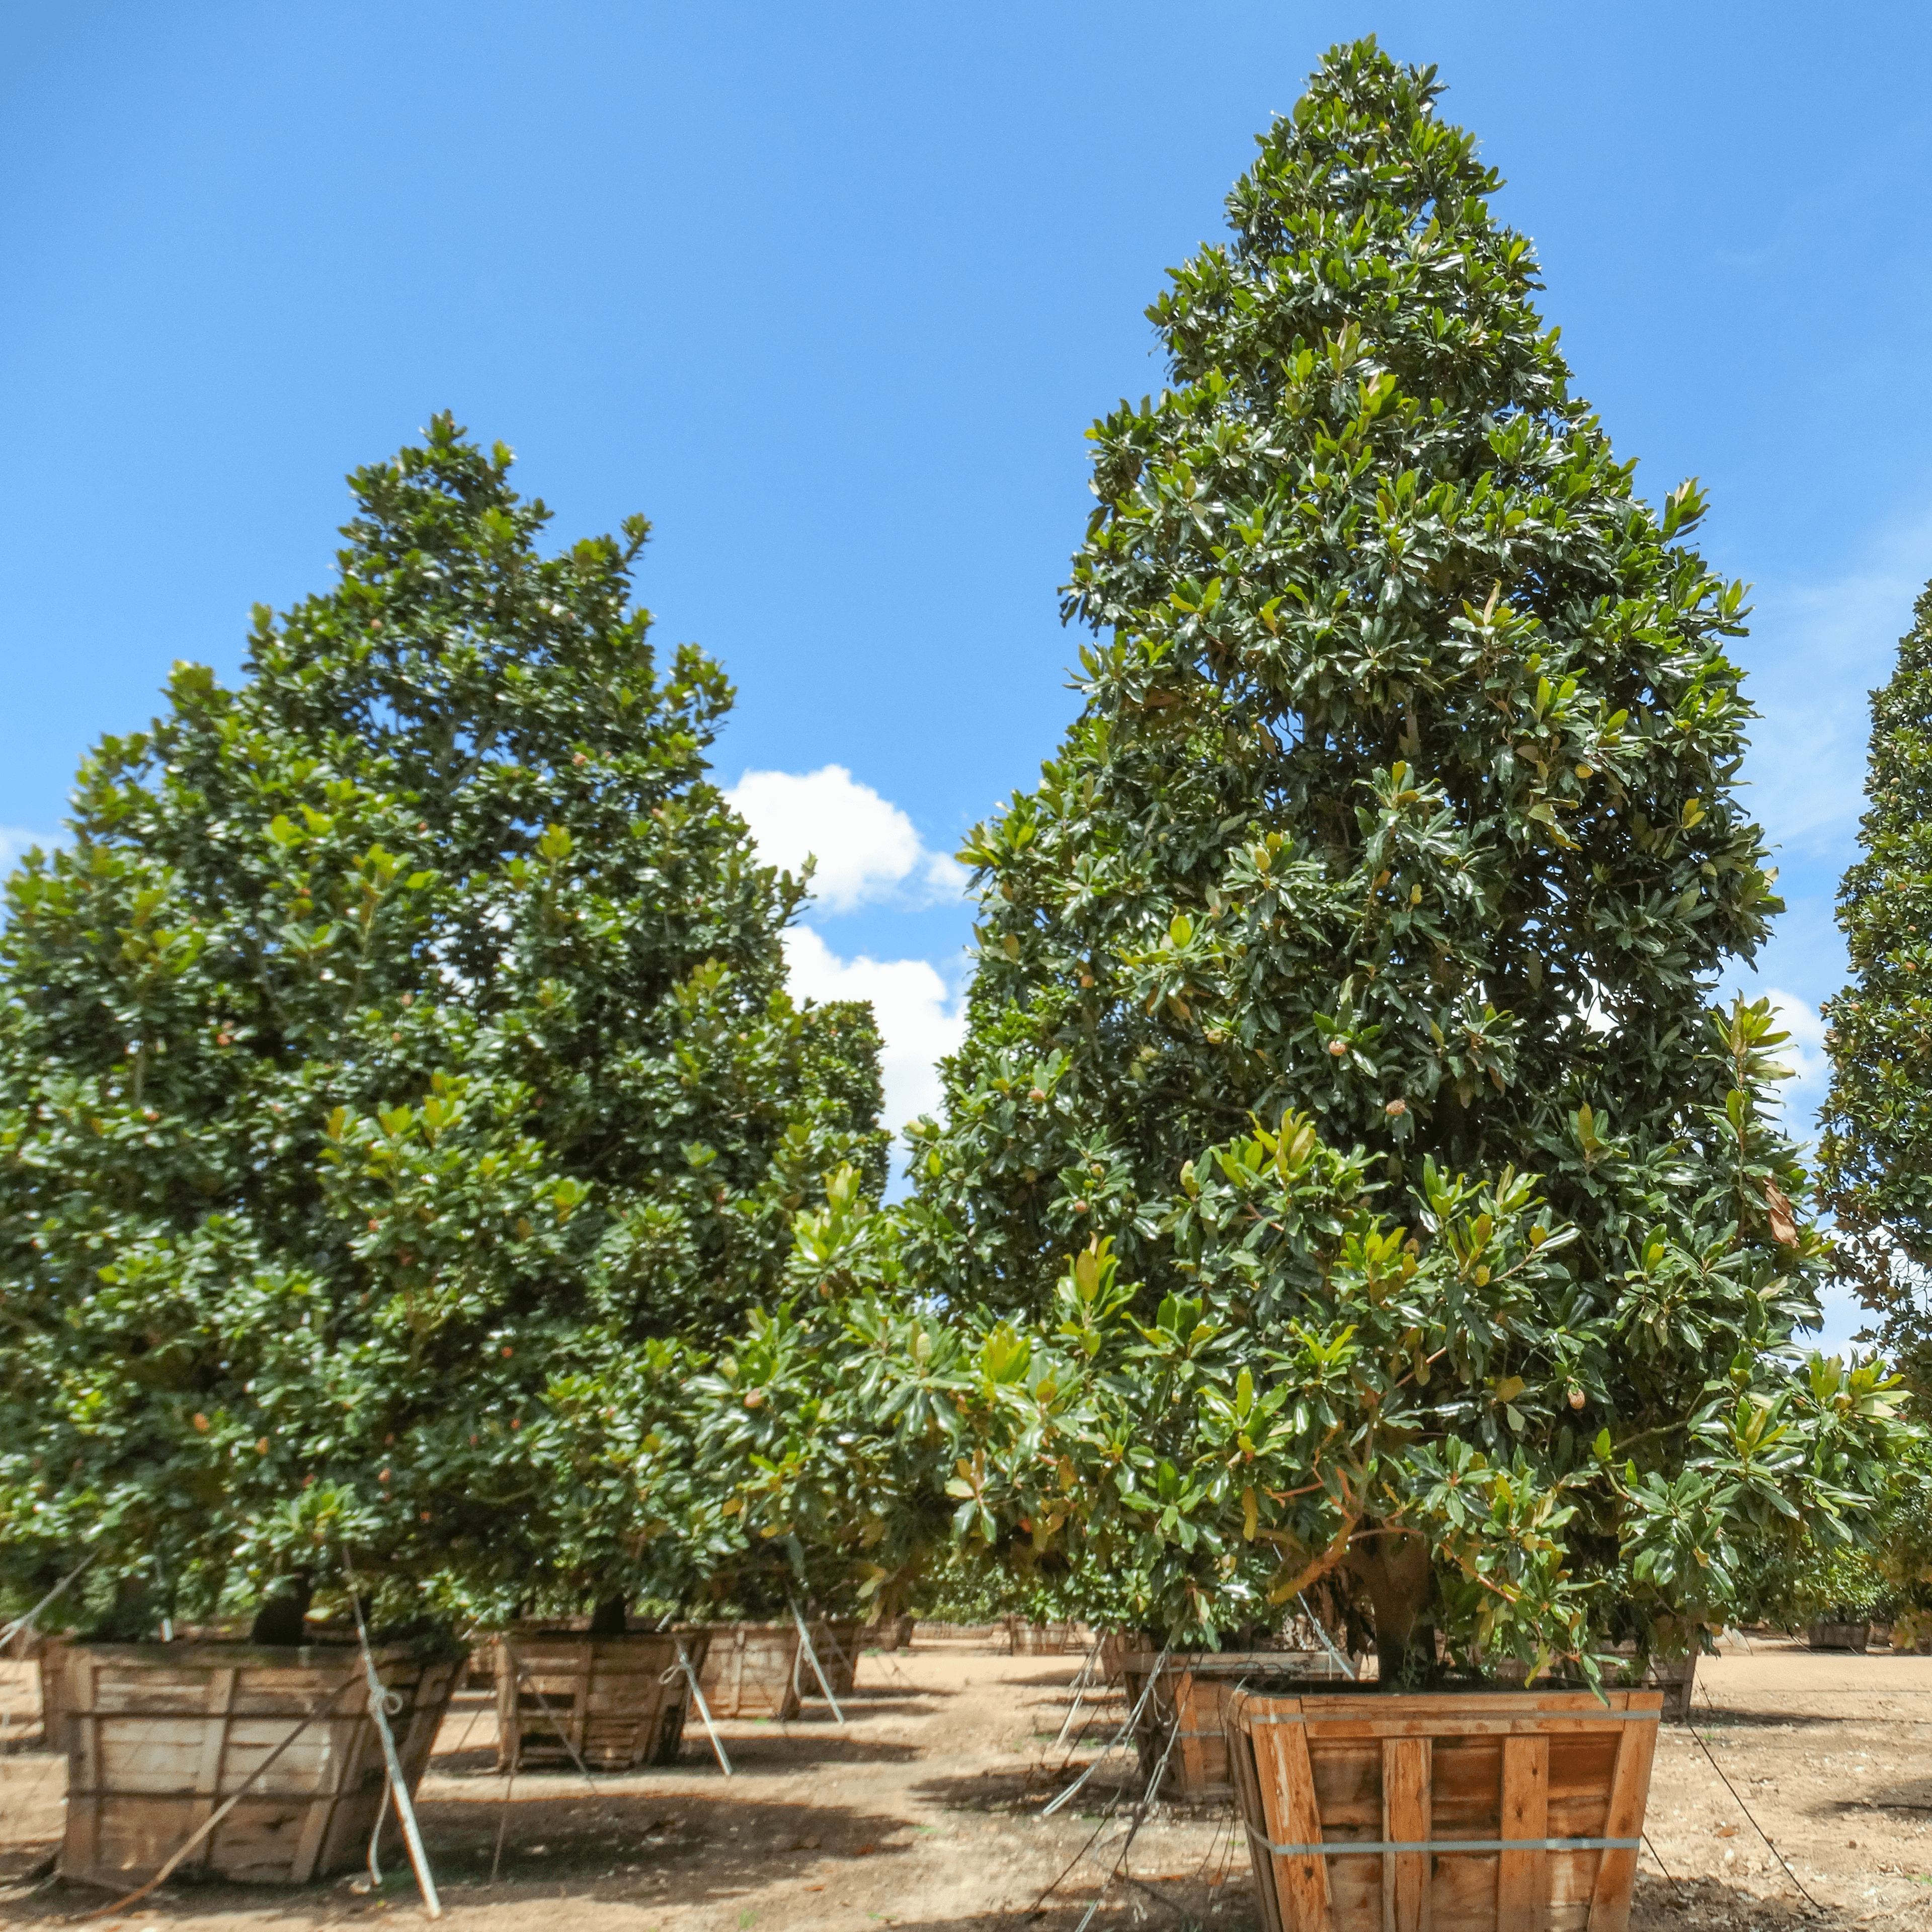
[1682,1708,1879,1731]
[0,1790,919,1924]
[1631,1871,1862,1929]
[910,1761,1205,1821]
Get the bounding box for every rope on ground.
[1070,1686,1189,1932]
[1642,1828,1685,1900]
[489,1761,516,1886]
[1690,1679,1820,1909]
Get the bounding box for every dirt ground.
[1,1634,1928,1930]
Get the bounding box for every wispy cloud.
[0,827,57,871]
[1743,508,1932,864]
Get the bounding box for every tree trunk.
[248,1570,313,1646]
[587,1593,627,1637]
[91,1574,156,1643]
[1342,1531,1435,1685]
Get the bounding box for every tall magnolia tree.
[908,38,1786,1316]
[1820,583,1932,1384]
[0,417,885,1632]
[890,39,1885,1673]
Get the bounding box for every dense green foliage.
[907,41,1784,1319]
[837,1004,1900,1675]
[889,38,1900,1672]
[1741,1438,1932,1634]
[0,419,885,1629]
[1820,584,1932,1385]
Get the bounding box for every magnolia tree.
[877,39,1906,1678]
[0,419,886,1638]
[1819,582,1932,1387]
[826,1007,1900,1677]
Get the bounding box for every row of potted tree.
[0,37,1919,1931]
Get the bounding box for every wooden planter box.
[862,1614,917,1652]
[1,1648,41,1753]
[1119,1651,1336,1801]
[1634,1650,1698,1722]
[36,1635,71,1752]
[1228,1685,1662,1932]
[57,1640,456,1890]
[1807,1620,1871,1652]
[1010,1620,1074,1656]
[694,1623,802,1720]
[495,1628,711,1774]
[808,1620,863,1699]
[911,1620,1001,1642]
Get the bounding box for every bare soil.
[1,1634,1927,1929]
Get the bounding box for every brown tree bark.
[1342,1530,1435,1683]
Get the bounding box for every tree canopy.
[1820,583,1932,1386]
[881,37,1895,1674]
[905,38,1785,1323]
[0,417,884,1628]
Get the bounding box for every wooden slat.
[1174,1668,1206,1795]
[1251,1700,1332,1932]
[1301,1715,1653,1740]
[187,1665,237,1872]
[65,1651,99,1883]
[1228,1704,1287,1932]
[1381,1737,1430,1932]
[1585,1711,1655,1932]
[290,1754,336,1884]
[1498,1733,1549,1932]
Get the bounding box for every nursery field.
[3,1636,1930,1931]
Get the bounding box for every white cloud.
[726,765,967,914]
[1753,986,1875,1356]
[782,926,965,1135]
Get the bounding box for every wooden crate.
[1228,1684,1662,1932]
[861,1614,917,1652]
[1630,1650,1698,1722]
[1010,1620,1074,1656]
[807,1620,863,1699]
[0,1656,39,1753]
[908,1620,1002,1644]
[1118,1651,1338,1801]
[58,1640,456,1890]
[694,1623,801,1720]
[495,1629,711,1773]
[1807,1620,1871,1652]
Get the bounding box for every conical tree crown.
[910,39,1783,1312]
[1821,583,1932,1379]
[0,417,883,1614]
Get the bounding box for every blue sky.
[7,3,1931,1346]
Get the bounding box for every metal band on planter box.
[1247,1831,1643,1856]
